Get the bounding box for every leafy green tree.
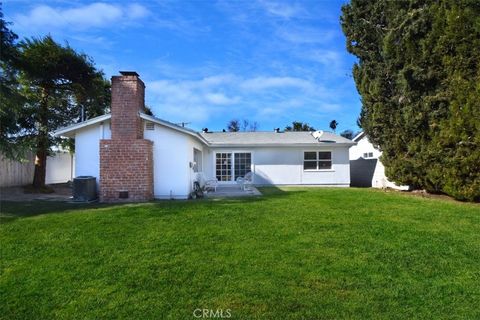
[341,0,480,201]
[285,121,315,132]
[17,36,109,188]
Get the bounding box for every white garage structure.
[349,132,409,190]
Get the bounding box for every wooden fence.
[0,153,35,187]
[0,152,75,187]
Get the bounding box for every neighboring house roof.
[200,131,355,147]
[55,113,355,147]
[352,131,366,142]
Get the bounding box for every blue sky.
[4,0,360,133]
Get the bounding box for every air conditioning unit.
[73,176,97,202]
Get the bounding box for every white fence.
[0,152,75,187]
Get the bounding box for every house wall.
[75,121,111,186]
[144,123,205,199]
[205,146,351,186]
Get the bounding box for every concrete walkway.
[204,185,262,198]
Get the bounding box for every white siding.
[206,146,351,186]
[74,121,111,186]
[144,123,204,199]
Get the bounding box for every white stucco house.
[55,71,356,202]
[349,132,409,190]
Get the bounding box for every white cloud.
[258,1,305,19]
[240,76,314,91]
[205,93,240,105]
[13,2,149,31]
[276,26,338,44]
[145,73,343,128]
[305,49,342,66]
[127,4,150,19]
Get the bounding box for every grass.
[0,188,479,319]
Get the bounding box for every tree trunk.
[32,142,47,188]
[32,88,50,188]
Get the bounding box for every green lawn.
[1,188,479,319]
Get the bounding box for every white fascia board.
[207,143,356,148]
[54,114,111,137]
[139,113,209,145]
[352,131,365,142]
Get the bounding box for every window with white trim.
[363,152,373,158]
[304,151,332,170]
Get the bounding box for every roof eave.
[207,142,356,148]
[54,114,112,137]
[352,131,365,142]
[139,113,209,145]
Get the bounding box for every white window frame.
[213,150,253,183]
[303,150,333,171]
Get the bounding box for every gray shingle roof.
[199,131,354,146]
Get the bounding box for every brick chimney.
[99,71,153,202]
[111,71,145,140]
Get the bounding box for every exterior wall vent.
[145,122,154,130]
[119,191,129,199]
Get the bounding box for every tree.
[227,119,240,132]
[17,36,110,188]
[340,129,354,140]
[0,8,26,159]
[227,119,258,132]
[329,120,338,133]
[341,0,480,201]
[249,121,259,132]
[285,121,315,132]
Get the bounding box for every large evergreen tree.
[16,36,110,188]
[341,0,479,201]
[0,9,26,158]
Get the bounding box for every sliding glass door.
[215,152,251,182]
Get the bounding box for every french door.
[215,152,251,182]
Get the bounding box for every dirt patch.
[0,183,73,202]
[386,188,479,204]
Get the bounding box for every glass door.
[234,153,251,179]
[216,153,232,181]
[216,152,252,182]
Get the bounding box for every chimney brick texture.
[110,74,145,140]
[99,73,154,202]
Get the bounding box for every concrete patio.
[204,184,262,198]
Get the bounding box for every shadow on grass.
[0,200,118,223]
[0,186,303,223]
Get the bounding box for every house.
[55,72,355,202]
[349,132,409,190]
